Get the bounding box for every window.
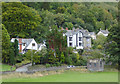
[69,43,72,46]
[94,63,96,67]
[100,61,102,67]
[79,37,82,41]
[32,43,35,46]
[69,37,72,41]
[89,63,91,67]
[79,43,82,46]
[23,43,26,46]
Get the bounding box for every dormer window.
[32,43,35,46]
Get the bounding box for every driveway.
[15,63,32,72]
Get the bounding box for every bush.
[16,54,23,63]
[77,49,84,55]
[97,45,103,49]
[15,60,31,68]
[65,56,72,65]
[46,64,51,68]
[70,54,77,65]
[75,60,81,66]
[56,62,61,67]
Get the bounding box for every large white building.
[65,28,91,49]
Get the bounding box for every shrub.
[65,56,72,65]
[97,45,103,49]
[15,60,31,68]
[46,64,51,68]
[56,62,61,67]
[75,60,81,66]
[70,54,77,65]
[77,49,84,55]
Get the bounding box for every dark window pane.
[79,43,82,46]
[79,37,82,41]
[69,37,72,41]
[94,63,96,67]
[69,43,72,46]
[32,43,35,46]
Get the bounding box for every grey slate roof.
[89,32,95,35]
[65,28,91,37]
[100,30,109,34]
[11,38,34,49]
[22,39,33,49]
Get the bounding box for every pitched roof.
[11,38,34,49]
[100,30,109,34]
[65,28,91,37]
[89,32,95,35]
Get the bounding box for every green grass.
[1,64,16,71]
[3,71,118,82]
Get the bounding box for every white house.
[38,41,46,51]
[11,38,38,54]
[89,32,96,39]
[97,29,109,37]
[65,28,91,49]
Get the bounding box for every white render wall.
[26,39,38,50]
[67,32,83,49]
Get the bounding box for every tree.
[2,2,42,38]
[9,43,15,65]
[14,39,19,57]
[56,7,66,13]
[2,24,11,63]
[64,22,73,30]
[93,34,107,49]
[89,50,104,59]
[106,24,120,65]
[60,52,65,63]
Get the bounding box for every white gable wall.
[66,31,83,49]
[26,39,38,50]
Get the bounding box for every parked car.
[67,65,75,68]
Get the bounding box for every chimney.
[66,27,68,30]
[19,39,22,53]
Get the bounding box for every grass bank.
[2,68,118,82]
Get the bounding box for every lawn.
[2,71,118,82]
[1,64,16,71]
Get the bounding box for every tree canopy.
[2,2,42,38]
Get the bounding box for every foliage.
[60,52,65,63]
[93,34,107,49]
[15,60,31,68]
[2,2,42,38]
[77,49,84,55]
[2,24,10,64]
[48,49,57,64]
[14,39,19,57]
[9,43,16,65]
[45,63,51,68]
[106,23,120,65]
[89,50,104,59]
